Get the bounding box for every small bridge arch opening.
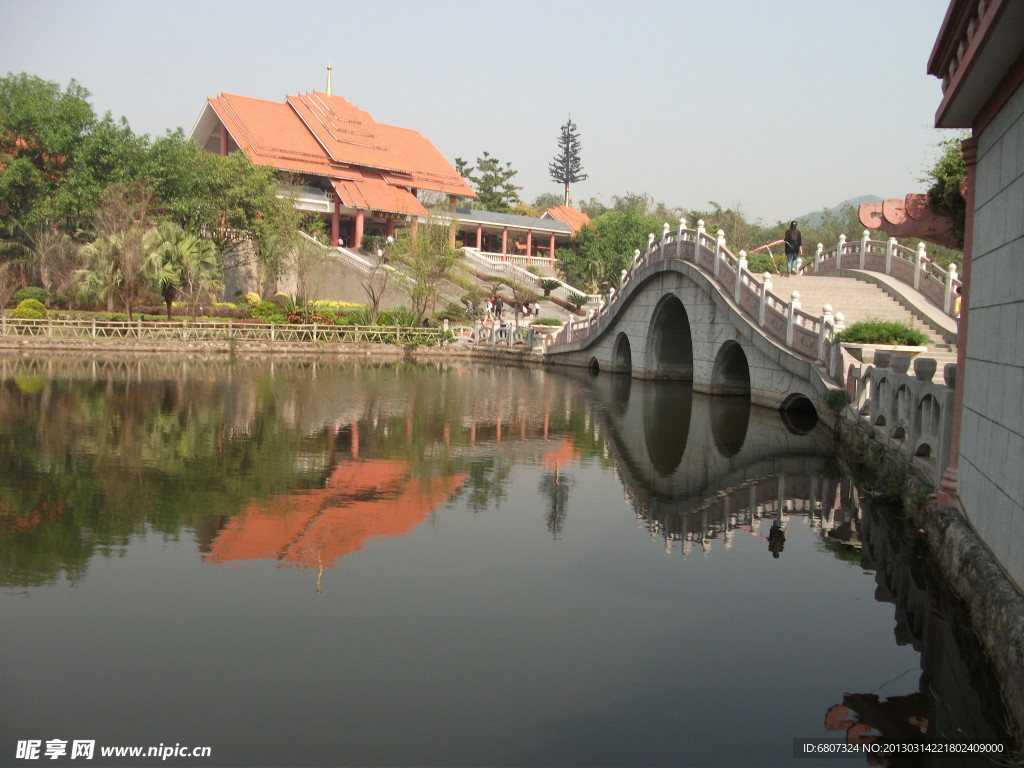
[779,393,819,434]
[647,295,693,380]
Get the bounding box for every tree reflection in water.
[0,356,1010,762]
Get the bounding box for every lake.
[0,357,1009,767]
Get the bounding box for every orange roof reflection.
[540,437,579,468]
[205,459,465,568]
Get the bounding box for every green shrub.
[378,307,420,327]
[434,304,465,323]
[13,287,51,305]
[252,301,285,323]
[531,317,563,326]
[833,320,928,346]
[13,298,47,319]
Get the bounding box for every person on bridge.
[784,221,803,276]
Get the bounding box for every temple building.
[190,81,593,268]
[188,85,476,248]
[188,81,589,267]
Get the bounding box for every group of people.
[472,295,540,326]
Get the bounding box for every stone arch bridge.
[544,221,850,412]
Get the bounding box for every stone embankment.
[0,333,547,367]
[833,410,1024,743]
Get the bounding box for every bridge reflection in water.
[579,370,1008,756]
[572,371,846,556]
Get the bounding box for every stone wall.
[961,81,1024,593]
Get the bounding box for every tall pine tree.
[549,118,588,206]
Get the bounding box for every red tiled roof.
[210,93,334,177]
[331,174,428,217]
[544,205,591,233]
[208,90,475,204]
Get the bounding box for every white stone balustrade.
[846,360,956,487]
[802,230,960,317]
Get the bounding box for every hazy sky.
[1,0,957,224]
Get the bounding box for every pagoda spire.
[326,61,333,96]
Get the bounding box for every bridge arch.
[612,332,633,374]
[710,340,750,396]
[646,295,693,380]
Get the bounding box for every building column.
[385,217,395,238]
[526,231,533,261]
[331,194,341,245]
[549,233,556,263]
[354,209,365,250]
[476,223,483,250]
[219,124,229,156]
[937,137,977,506]
[501,227,508,255]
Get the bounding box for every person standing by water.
[784,221,803,276]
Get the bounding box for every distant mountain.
[795,195,883,228]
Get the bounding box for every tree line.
[0,72,320,316]
[4,71,964,318]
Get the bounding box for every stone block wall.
[961,81,1024,592]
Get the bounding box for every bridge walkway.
[762,272,958,380]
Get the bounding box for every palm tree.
[142,223,185,320]
[177,236,222,319]
[78,226,148,319]
[142,222,223,320]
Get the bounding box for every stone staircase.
[761,273,958,377]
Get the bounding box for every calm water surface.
[0,358,1009,767]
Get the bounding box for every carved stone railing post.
[735,251,747,304]
[676,217,687,258]
[759,272,772,326]
[695,220,705,263]
[634,248,642,269]
[818,304,834,360]
[830,312,846,379]
[786,290,801,347]
[914,242,926,291]
[646,232,655,259]
[661,222,669,253]
[885,237,896,275]
[814,243,823,271]
[945,262,959,314]
[715,230,725,279]
[859,230,870,269]
[837,234,847,269]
